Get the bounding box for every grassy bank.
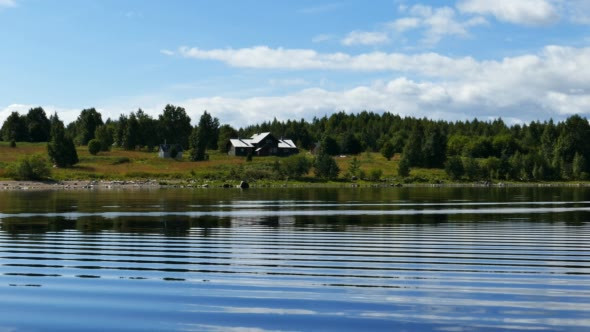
[0,141,453,184]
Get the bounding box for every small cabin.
[228,132,298,157]
[158,143,183,159]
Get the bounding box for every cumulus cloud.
[457,0,559,26]
[7,45,590,127]
[141,45,590,125]
[175,45,481,75]
[388,5,487,45]
[341,31,389,46]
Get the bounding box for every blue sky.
[1,0,590,126]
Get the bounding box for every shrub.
[369,168,383,181]
[280,154,312,178]
[314,151,340,179]
[9,139,16,148]
[8,154,51,180]
[88,139,101,155]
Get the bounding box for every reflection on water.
[0,187,589,331]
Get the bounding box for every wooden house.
[228,132,298,157]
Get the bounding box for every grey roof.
[278,139,297,149]
[229,134,297,150]
[229,139,254,148]
[250,132,272,144]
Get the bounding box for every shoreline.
[1,179,590,191]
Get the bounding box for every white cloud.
[388,5,487,46]
[341,31,390,46]
[160,49,175,56]
[0,0,16,7]
[389,17,421,32]
[175,45,481,76]
[457,0,559,26]
[311,34,333,43]
[151,45,590,125]
[7,45,590,127]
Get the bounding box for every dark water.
[1,187,589,331]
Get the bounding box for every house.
[158,143,183,159]
[228,132,298,157]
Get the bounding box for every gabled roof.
[229,139,254,148]
[250,132,272,144]
[278,139,297,149]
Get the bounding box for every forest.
[1,104,590,182]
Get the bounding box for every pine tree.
[398,156,411,177]
[47,113,78,167]
[314,149,339,179]
[381,141,395,161]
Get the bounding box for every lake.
[1,187,589,331]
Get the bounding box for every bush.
[88,139,101,155]
[280,154,311,178]
[8,154,51,180]
[314,151,340,179]
[9,139,16,148]
[369,169,383,181]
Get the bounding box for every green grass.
[0,141,450,183]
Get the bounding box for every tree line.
[2,106,590,181]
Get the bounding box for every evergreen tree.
[347,157,361,178]
[445,156,464,180]
[189,126,206,161]
[402,125,423,166]
[340,132,362,155]
[422,125,446,167]
[189,111,219,161]
[398,156,411,177]
[135,109,159,151]
[313,144,340,179]
[74,108,103,145]
[217,124,238,153]
[47,113,78,167]
[320,135,340,156]
[114,114,128,147]
[1,112,28,142]
[573,153,586,180]
[381,141,395,161]
[463,157,481,181]
[94,125,114,151]
[25,107,51,142]
[158,104,192,149]
[122,113,139,150]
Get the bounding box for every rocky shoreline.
[1,179,589,191]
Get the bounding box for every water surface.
[1,187,589,331]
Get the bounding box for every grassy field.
[0,141,448,183]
